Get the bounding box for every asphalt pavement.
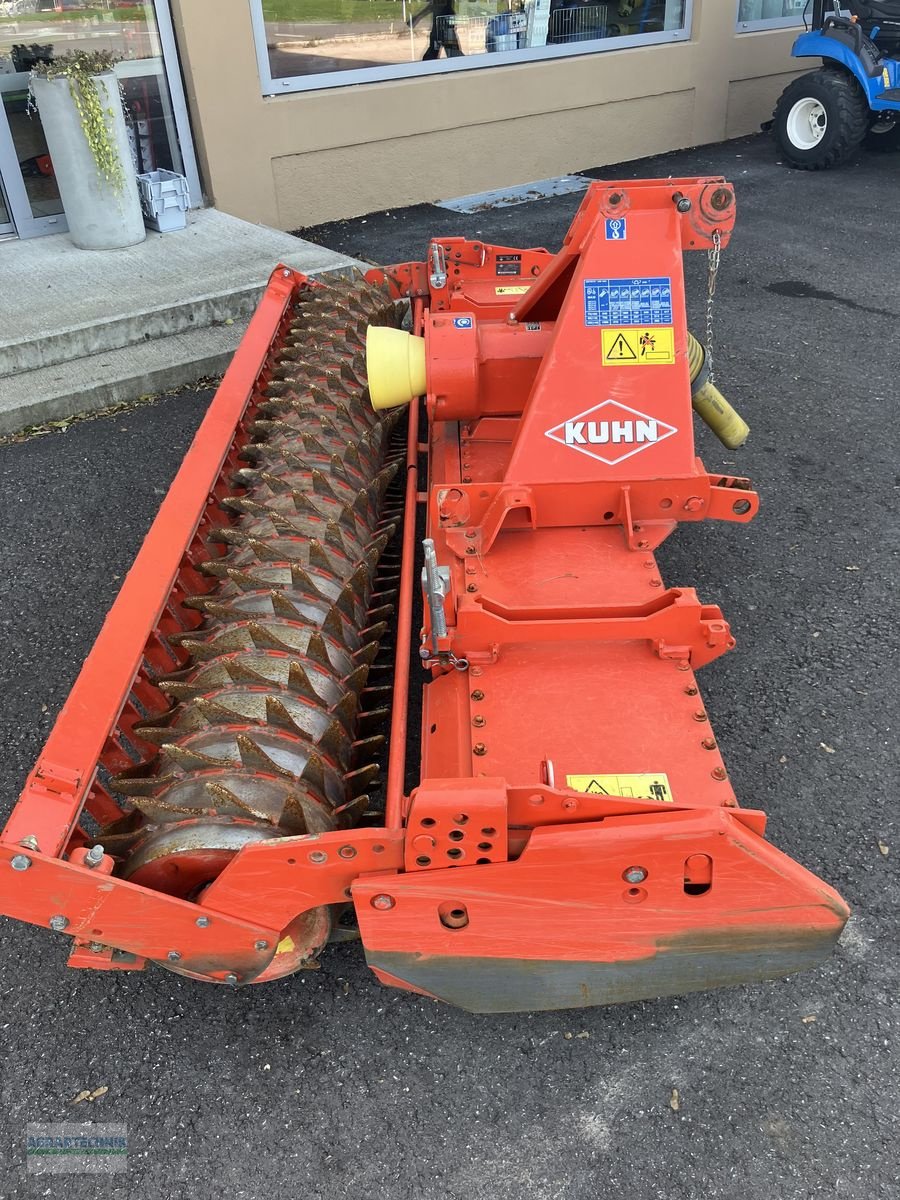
[0,133,897,1199]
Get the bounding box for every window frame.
[250,0,695,96]
[735,0,810,33]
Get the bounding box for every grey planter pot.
[31,72,145,250]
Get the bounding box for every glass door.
[0,172,15,238]
[0,2,200,240]
[0,54,66,238]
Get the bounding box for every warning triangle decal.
[606,333,637,361]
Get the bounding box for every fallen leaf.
[89,1086,108,1100]
[575,1031,590,1039]
[878,841,889,857]
[844,566,860,571]
[669,1088,680,1112]
[819,743,836,754]
[563,1032,573,1040]
[801,1014,817,1024]
[779,755,787,764]
[72,1090,91,1105]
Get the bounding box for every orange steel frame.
[0,179,848,1009]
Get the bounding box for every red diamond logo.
[545,399,677,466]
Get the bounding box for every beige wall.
[170,0,802,229]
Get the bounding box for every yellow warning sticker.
[276,935,296,955]
[495,285,530,295]
[566,773,674,802]
[601,326,676,366]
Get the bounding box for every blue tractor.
[773,1,900,167]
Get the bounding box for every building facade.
[0,1,808,240]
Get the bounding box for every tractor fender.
[791,30,897,110]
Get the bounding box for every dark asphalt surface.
[1,134,898,1198]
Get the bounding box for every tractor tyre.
[774,68,870,169]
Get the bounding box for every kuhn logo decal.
[545,400,676,466]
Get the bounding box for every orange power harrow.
[0,177,848,1012]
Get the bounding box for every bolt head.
[196,916,211,928]
[49,915,68,932]
[224,972,239,986]
[309,850,327,864]
[676,197,692,213]
[623,865,648,884]
[88,942,104,953]
[10,854,32,871]
[254,940,269,951]
[167,950,181,962]
[371,894,395,911]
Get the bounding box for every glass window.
[0,2,187,189]
[252,0,692,94]
[736,0,809,30]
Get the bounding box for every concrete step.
[0,285,261,379]
[0,320,247,437]
[0,208,362,378]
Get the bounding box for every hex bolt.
[467,584,478,593]
[623,865,648,884]
[196,916,211,928]
[49,915,69,932]
[472,715,486,728]
[465,530,476,539]
[224,973,239,986]
[702,738,717,750]
[84,844,105,868]
[693,710,709,722]
[88,942,104,953]
[371,894,395,910]
[465,546,477,555]
[609,192,622,205]
[309,850,328,863]
[167,950,181,962]
[684,685,698,695]
[10,854,31,872]
[473,742,487,756]
[471,689,485,701]
[712,767,728,781]
[676,196,692,213]
[19,835,39,851]
[649,579,662,588]
[254,940,269,951]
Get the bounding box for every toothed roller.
[104,276,404,981]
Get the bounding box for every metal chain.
[705,228,722,385]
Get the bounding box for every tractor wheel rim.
[786,98,827,150]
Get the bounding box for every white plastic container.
[137,168,190,233]
[31,72,145,251]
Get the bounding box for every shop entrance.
[0,1,199,241]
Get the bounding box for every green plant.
[30,49,126,194]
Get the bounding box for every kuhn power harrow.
[0,178,848,1011]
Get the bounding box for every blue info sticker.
[605,217,627,241]
[583,277,673,327]
[452,316,473,329]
